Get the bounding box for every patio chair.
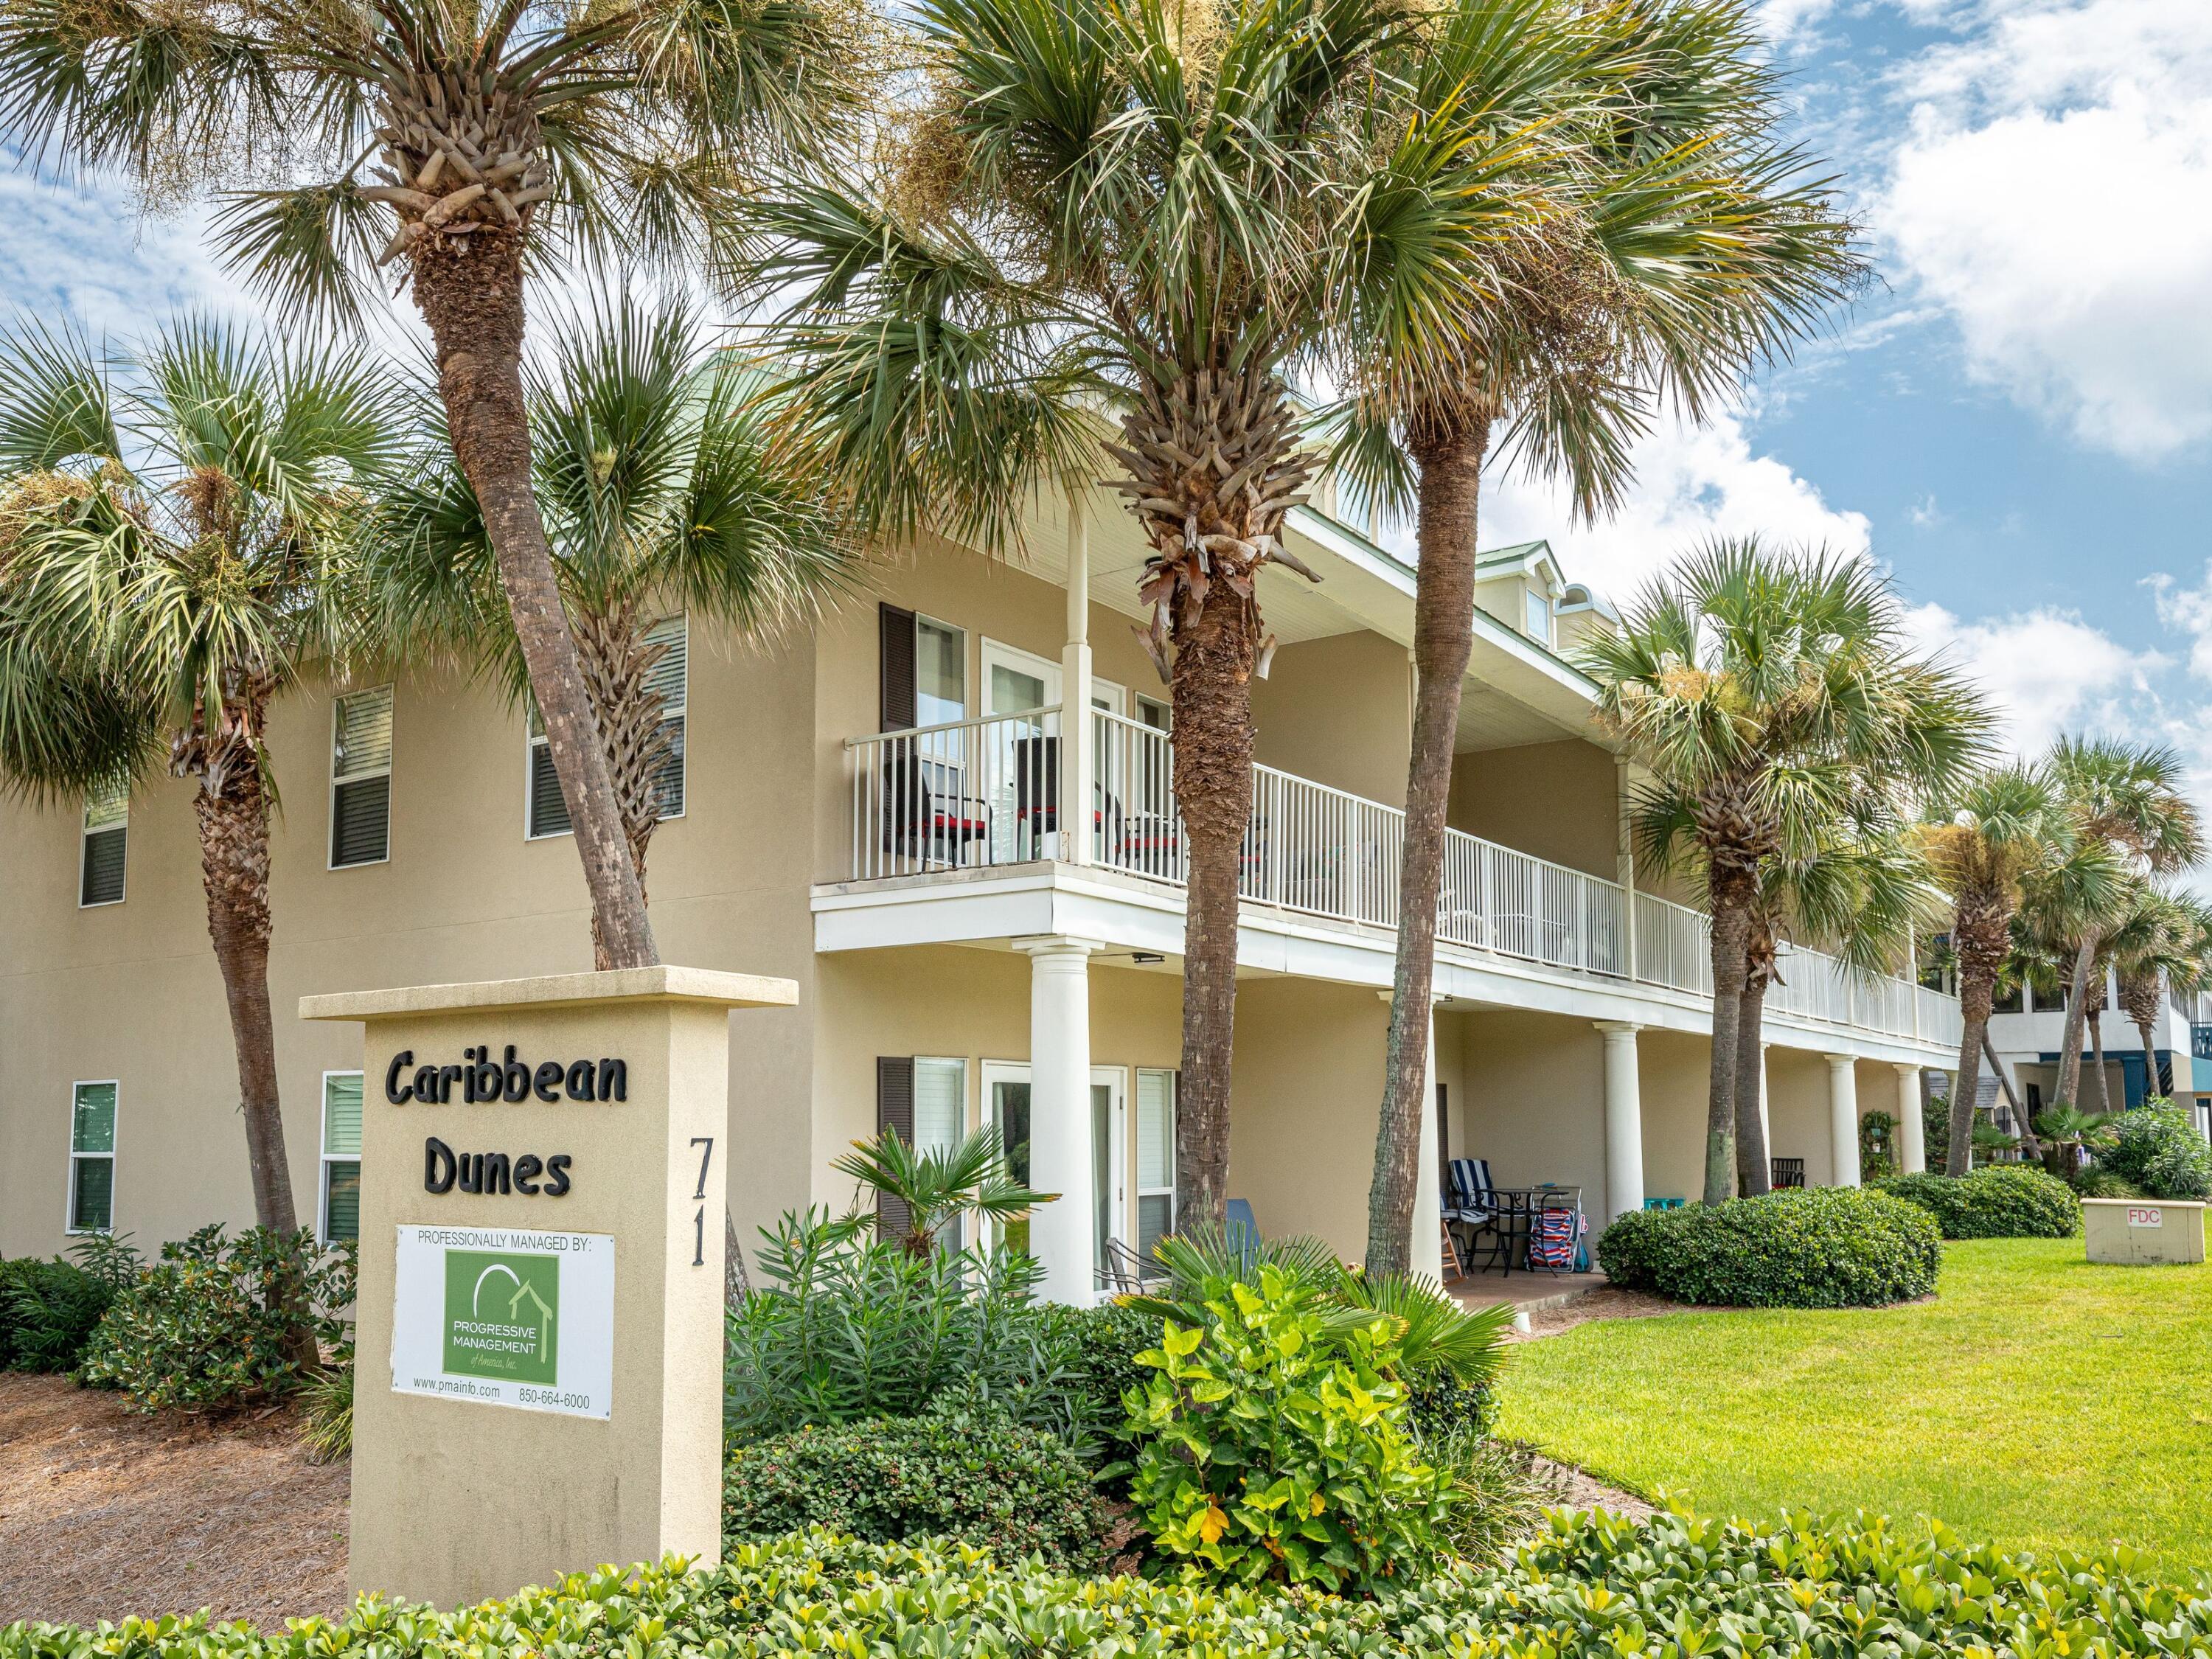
[1527,1188,1586,1275]
[1444,1158,1502,1270]
[1771,1157,1806,1189]
[1100,1237,1164,1295]
[882,753,990,866]
[1012,735,1124,859]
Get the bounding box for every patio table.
[1467,1184,1585,1278]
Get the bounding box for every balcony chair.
[1011,735,1124,860]
[881,754,990,867]
[1225,1197,1262,1267]
[1097,1237,1166,1296]
[1770,1157,1806,1189]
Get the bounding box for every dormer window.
[1525,586,1552,644]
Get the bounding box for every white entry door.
[980,641,1127,860]
[1092,1067,1128,1276]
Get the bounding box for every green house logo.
[442,1248,560,1385]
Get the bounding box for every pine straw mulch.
[0,1371,349,1630]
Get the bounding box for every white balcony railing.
[846,706,1960,1048]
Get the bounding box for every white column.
[1058,493,1094,866]
[1595,1021,1645,1219]
[1020,936,1099,1301]
[1759,1041,1773,1170]
[1825,1053,1862,1187]
[1896,1063,1926,1174]
[1381,990,1444,1281]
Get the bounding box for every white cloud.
[2148,565,2212,681]
[1877,0,2212,460]
[1904,601,2157,755]
[0,174,260,338]
[1460,406,1871,602]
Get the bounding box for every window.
[1135,1068,1176,1260]
[879,604,967,731]
[330,686,393,867]
[1993,981,2024,1014]
[68,1081,116,1234]
[1135,695,1170,732]
[1524,587,1551,644]
[528,616,686,839]
[321,1071,363,1244]
[644,613,687,819]
[526,699,570,838]
[80,778,127,906]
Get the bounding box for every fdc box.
[305,966,795,1607]
[2083,1197,2207,1265]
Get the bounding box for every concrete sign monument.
[303,965,795,1607]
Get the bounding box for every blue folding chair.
[1225,1198,1262,1267]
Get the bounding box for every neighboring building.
[1982,978,2212,1138]
[0,495,1962,1293]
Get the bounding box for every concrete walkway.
[1448,1270,1608,1318]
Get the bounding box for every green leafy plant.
[1428,1433,1557,1567]
[1874,1166,2081,1239]
[1034,1299,1160,1467]
[1858,1111,1899,1183]
[299,1350,355,1464]
[2073,1166,2147,1199]
[2101,1104,2212,1200]
[1121,1265,1452,1593]
[0,1234,141,1373]
[1597,1189,1941,1309]
[75,1227,353,1410]
[722,1395,1110,1571]
[723,1209,1102,1450]
[828,1125,1051,1258]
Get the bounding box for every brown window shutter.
[880,605,917,731]
[875,1056,915,1241]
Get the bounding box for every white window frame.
[1135,693,1171,731]
[66,1078,119,1237]
[644,613,688,824]
[329,685,394,870]
[1094,1064,1130,1260]
[1524,585,1552,646]
[979,1059,1031,1253]
[1135,1066,1177,1256]
[980,637,1060,715]
[79,782,128,908]
[319,1068,364,1245]
[524,700,572,841]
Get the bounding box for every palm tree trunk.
[408,231,658,972]
[195,762,296,1234]
[1704,874,1754,1205]
[1169,568,1257,1233]
[2055,933,2099,1105]
[1734,971,1770,1196]
[2136,1019,2160,1102]
[574,605,680,965]
[1982,1029,2028,1137]
[1366,421,1487,1275]
[2088,1006,2111,1113]
[1950,970,1993,1178]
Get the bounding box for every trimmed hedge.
[11,1509,2212,1656]
[721,1399,1110,1571]
[1597,1188,1941,1307]
[1874,1166,2082,1239]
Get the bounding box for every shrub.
[1121,1266,1451,1593]
[721,1396,1108,1571]
[1596,1188,1940,1308]
[2073,1164,2146,1199]
[0,1234,141,1374]
[15,1511,2212,1658]
[1874,1166,2081,1238]
[2101,1105,2212,1200]
[1034,1298,1158,1459]
[75,1225,353,1410]
[724,1209,1105,1450]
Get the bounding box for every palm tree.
[2045,738,2202,1110]
[372,297,855,960]
[737,0,1541,1228]
[1343,0,1863,1269]
[830,1124,1050,1258]
[2109,886,2212,1104]
[1580,540,1988,1204]
[1916,762,2084,1175]
[1735,826,1938,1193]
[0,0,872,970]
[0,318,403,1233]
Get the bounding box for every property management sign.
[391,1225,615,1418]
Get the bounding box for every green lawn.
[1496,1239,2212,1571]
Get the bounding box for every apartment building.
[0,487,1964,1295]
[1980,978,2212,1135]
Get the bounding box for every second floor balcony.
[841,703,1961,1053]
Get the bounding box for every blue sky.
[3,0,2210,784]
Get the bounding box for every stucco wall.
[1453,1009,1606,1204]
[1248,633,1413,809]
[0,636,820,1260]
[1447,740,1619,881]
